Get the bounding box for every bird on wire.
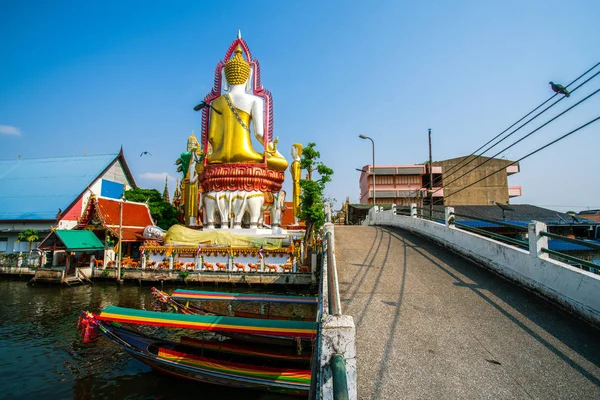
[549,81,570,97]
[140,151,152,157]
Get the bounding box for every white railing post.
[410,203,417,218]
[445,207,455,227]
[528,221,549,259]
[391,203,396,215]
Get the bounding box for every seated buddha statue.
[206,45,288,172]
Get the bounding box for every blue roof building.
[0,149,135,253]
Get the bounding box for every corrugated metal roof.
[548,239,600,252]
[0,153,119,221]
[457,220,529,228]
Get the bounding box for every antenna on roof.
[556,213,568,224]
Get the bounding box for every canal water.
[0,279,305,399]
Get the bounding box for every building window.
[374,175,393,185]
[13,241,30,252]
[0,238,7,253]
[395,175,420,185]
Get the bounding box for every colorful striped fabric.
[157,347,311,388]
[180,336,312,361]
[172,289,318,304]
[97,306,317,338]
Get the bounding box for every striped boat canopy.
[171,289,318,305]
[97,306,317,338]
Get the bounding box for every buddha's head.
[292,143,303,160]
[187,131,200,152]
[225,45,250,85]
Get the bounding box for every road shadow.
[379,225,600,387]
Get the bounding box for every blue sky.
[1,1,599,212]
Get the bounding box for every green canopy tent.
[38,230,104,270]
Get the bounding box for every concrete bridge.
[335,225,600,399]
[316,206,600,399]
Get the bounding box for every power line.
[440,61,600,181]
[433,84,600,195]
[441,68,600,186]
[442,115,600,201]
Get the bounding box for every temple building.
[0,150,135,254]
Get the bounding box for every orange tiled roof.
[97,198,153,227]
[93,197,153,242]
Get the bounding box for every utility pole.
[117,197,123,284]
[428,128,433,218]
[372,142,376,208]
[358,135,376,208]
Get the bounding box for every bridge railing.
[367,204,600,327]
[312,222,356,400]
[395,205,600,273]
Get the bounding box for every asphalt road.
[334,225,600,399]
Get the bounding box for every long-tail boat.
[80,306,317,395]
[153,288,318,322]
[93,318,312,396]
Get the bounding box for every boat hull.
[96,321,310,396]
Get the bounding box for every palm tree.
[16,229,40,253]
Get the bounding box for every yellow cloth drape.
[164,225,282,249]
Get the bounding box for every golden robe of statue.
[206,95,288,171]
[207,95,263,165]
[290,143,303,217]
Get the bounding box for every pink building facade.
[358,164,444,206]
[358,160,522,206]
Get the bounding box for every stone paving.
[335,225,600,400]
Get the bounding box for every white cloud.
[139,172,175,181]
[0,125,21,136]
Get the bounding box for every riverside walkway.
[335,225,600,399]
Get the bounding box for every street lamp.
[358,135,375,207]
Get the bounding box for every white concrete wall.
[101,160,131,187]
[370,209,600,327]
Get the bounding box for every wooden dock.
[95,269,313,286]
[1,266,313,286]
[27,267,93,286]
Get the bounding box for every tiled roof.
[95,197,153,243]
[577,210,600,223]
[0,153,119,221]
[96,198,153,228]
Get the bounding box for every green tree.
[299,143,334,261]
[16,228,39,252]
[123,188,180,230]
